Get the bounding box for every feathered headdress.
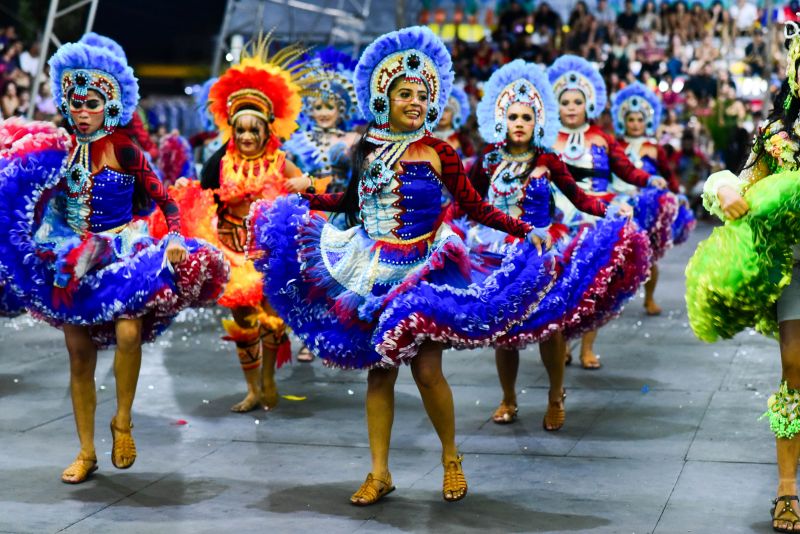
[49,37,139,132]
[208,32,316,141]
[547,55,607,121]
[611,82,662,137]
[302,47,361,129]
[477,59,559,149]
[78,32,127,60]
[447,84,471,130]
[354,25,453,131]
[193,77,218,132]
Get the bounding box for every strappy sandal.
[442,454,468,502]
[772,495,800,533]
[110,418,136,469]
[61,455,98,484]
[543,388,566,431]
[350,472,395,506]
[492,402,518,424]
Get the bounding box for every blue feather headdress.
[192,77,218,132]
[354,26,453,131]
[611,82,662,137]
[547,55,607,121]
[303,46,362,129]
[78,32,127,61]
[477,59,559,149]
[447,84,471,130]
[49,38,139,132]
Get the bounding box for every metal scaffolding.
[211,0,373,76]
[27,0,100,119]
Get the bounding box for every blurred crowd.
[0,24,56,122]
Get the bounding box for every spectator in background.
[730,0,758,37]
[1,80,20,118]
[638,0,661,33]
[686,62,717,100]
[496,0,527,37]
[19,42,40,77]
[617,0,639,33]
[689,2,708,41]
[636,31,665,77]
[744,29,767,76]
[568,1,590,29]
[534,2,561,35]
[593,0,615,41]
[34,80,57,120]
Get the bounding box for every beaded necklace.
[561,123,590,162]
[359,125,426,206]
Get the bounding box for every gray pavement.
[0,222,781,533]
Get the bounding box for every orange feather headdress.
[208,32,316,142]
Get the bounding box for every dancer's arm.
[543,153,608,217]
[431,139,532,238]
[606,135,653,187]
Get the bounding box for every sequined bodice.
[66,167,135,235]
[360,161,443,242]
[487,158,551,228]
[623,137,658,175]
[563,145,610,192]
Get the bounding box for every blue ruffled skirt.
[248,195,558,369]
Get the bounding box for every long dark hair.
[742,75,800,174]
[338,125,377,227]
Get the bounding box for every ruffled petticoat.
[248,195,559,369]
[466,214,650,346]
[686,171,800,341]
[671,197,697,246]
[0,132,228,348]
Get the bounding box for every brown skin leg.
[112,318,142,431]
[63,324,98,481]
[540,332,567,430]
[259,300,280,410]
[495,346,519,407]
[644,264,662,316]
[230,306,262,412]
[775,320,800,531]
[580,330,601,369]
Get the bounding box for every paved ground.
[0,221,783,533]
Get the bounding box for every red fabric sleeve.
[542,153,608,217]
[300,192,346,212]
[114,138,181,234]
[604,132,650,187]
[425,137,532,238]
[656,145,680,193]
[127,113,158,159]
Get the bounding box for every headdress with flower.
[208,32,316,144]
[547,54,607,121]
[611,82,662,137]
[476,59,559,149]
[354,25,453,132]
[446,83,471,130]
[302,47,362,130]
[49,36,139,134]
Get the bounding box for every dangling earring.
[785,94,793,112]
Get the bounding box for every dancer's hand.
[718,185,749,220]
[617,203,633,218]
[649,176,668,189]
[527,230,547,254]
[166,241,188,265]
[286,175,313,193]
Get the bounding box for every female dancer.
[548,55,666,369]
[469,60,646,429]
[433,83,474,160]
[248,26,555,505]
[0,37,227,484]
[686,24,800,532]
[154,35,311,412]
[611,82,694,315]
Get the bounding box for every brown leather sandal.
[350,472,395,506]
[543,388,566,431]
[110,418,136,469]
[772,495,800,533]
[297,345,315,362]
[61,455,98,484]
[442,454,468,502]
[492,402,518,424]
